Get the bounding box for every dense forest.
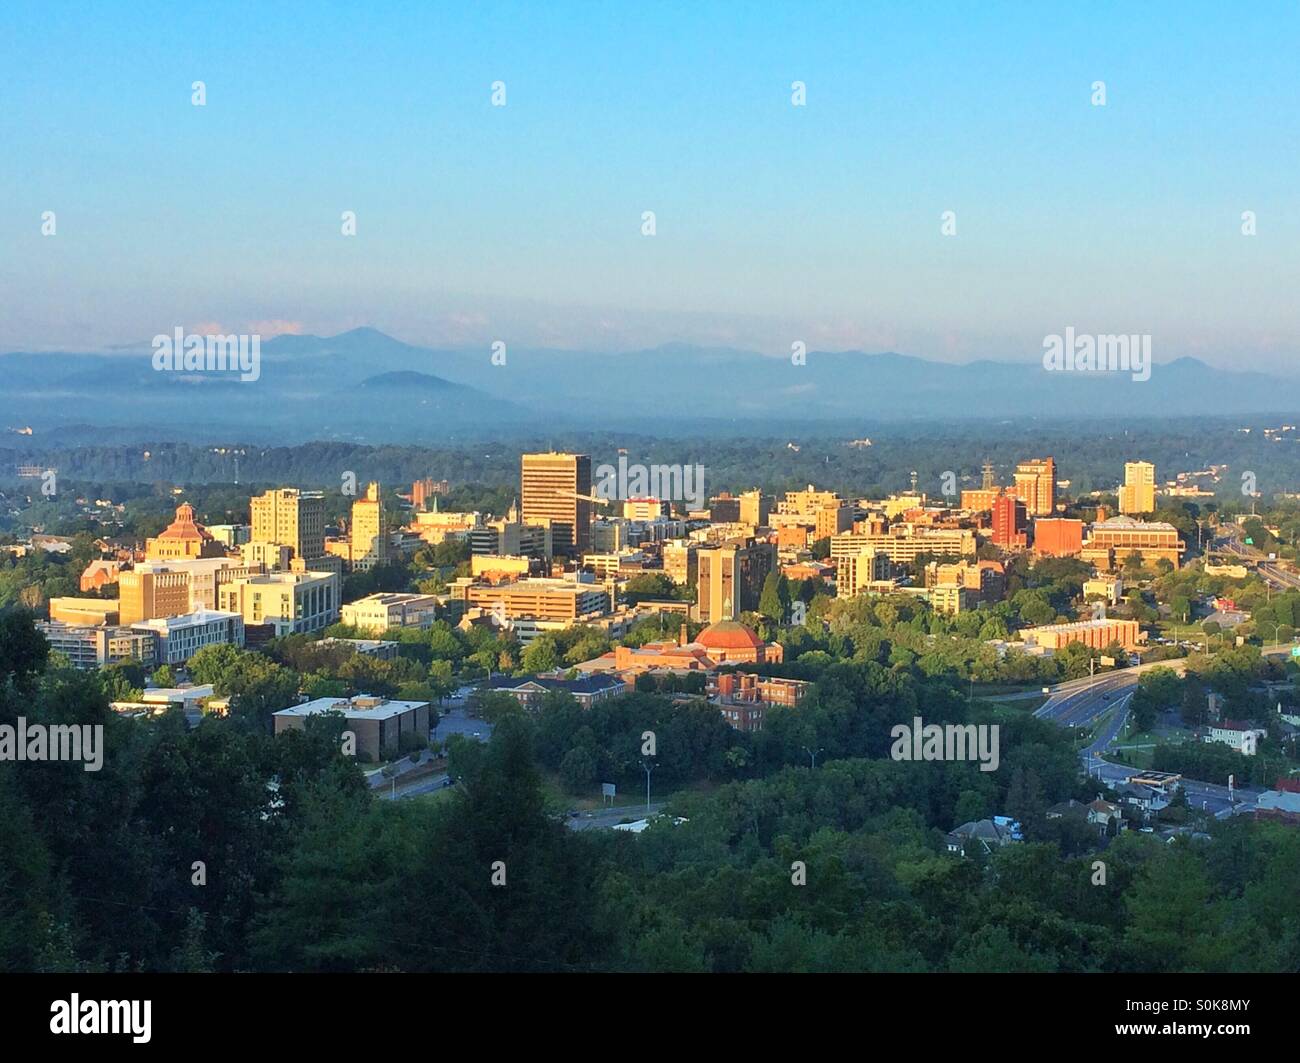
[1,610,1295,973]
[6,414,1300,503]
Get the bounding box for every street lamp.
[641,760,656,813]
[803,745,825,769]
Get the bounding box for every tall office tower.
[250,488,327,562]
[981,460,996,491]
[738,490,770,528]
[696,540,775,623]
[520,452,592,557]
[1119,461,1156,515]
[1013,458,1056,517]
[992,495,1029,548]
[350,482,387,571]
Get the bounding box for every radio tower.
[982,459,995,490]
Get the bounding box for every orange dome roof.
[696,619,764,650]
[156,502,213,541]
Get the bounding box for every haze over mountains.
[1,327,1295,446]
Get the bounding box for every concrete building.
[273,694,430,762]
[696,540,776,622]
[450,576,609,624]
[1013,458,1056,517]
[1083,573,1123,605]
[834,546,893,598]
[48,598,120,626]
[1084,516,1185,570]
[662,540,699,587]
[37,622,157,670]
[830,527,976,565]
[131,610,245,665]
[250,488,327,563]
[349,482,387,572]
[119,567,191,625]
[1119,461,1157,515]
[738,490,770,528]
[217,570,341,636]
[521,452,592,557]
[340,592,439,634]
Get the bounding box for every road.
[1033,661,1265,818]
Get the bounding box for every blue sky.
[2,1,1297,370]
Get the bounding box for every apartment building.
[131,610,245,665]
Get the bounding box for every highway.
[1033,661,1264,818]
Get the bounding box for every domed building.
[694,619,782,665]
[145,502,226,561]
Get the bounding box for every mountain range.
[0,328,1296,445]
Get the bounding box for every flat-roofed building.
[1083,573,1123,604]
[834,546,893,598]
[131,610,245,665]
[217,570,340,636]
[831,527,976,565]
[37,622,157,670]
[1021,617,1142,652]
[273,694,430,762]
[450,576,609,623]
[992,495,1028,548]
[250,488,327,563]
[48,597,120,626]
[520,452,591,557]
[340,592,439,635]
[119,567,191,625]
[696,540,775,622]
[1085,516,1185,569]
[662,540,699,587]
[1013,458,1056,517]
[1034,518,1084,557]
[1119,461,1157,515]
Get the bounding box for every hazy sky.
[2,1,1297,370]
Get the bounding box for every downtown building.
[1119,461,1157,515]
[520,452,592,557]
[695,540,776,623]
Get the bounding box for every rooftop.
[273,694,429,721]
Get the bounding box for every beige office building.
[696,541,775,623]
[1119,461,1156,515]
[1013,458,1057,517]
[250,488,327,562]
[521,452,592,556]
[119,568,191,625]
[350,482,387,571]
